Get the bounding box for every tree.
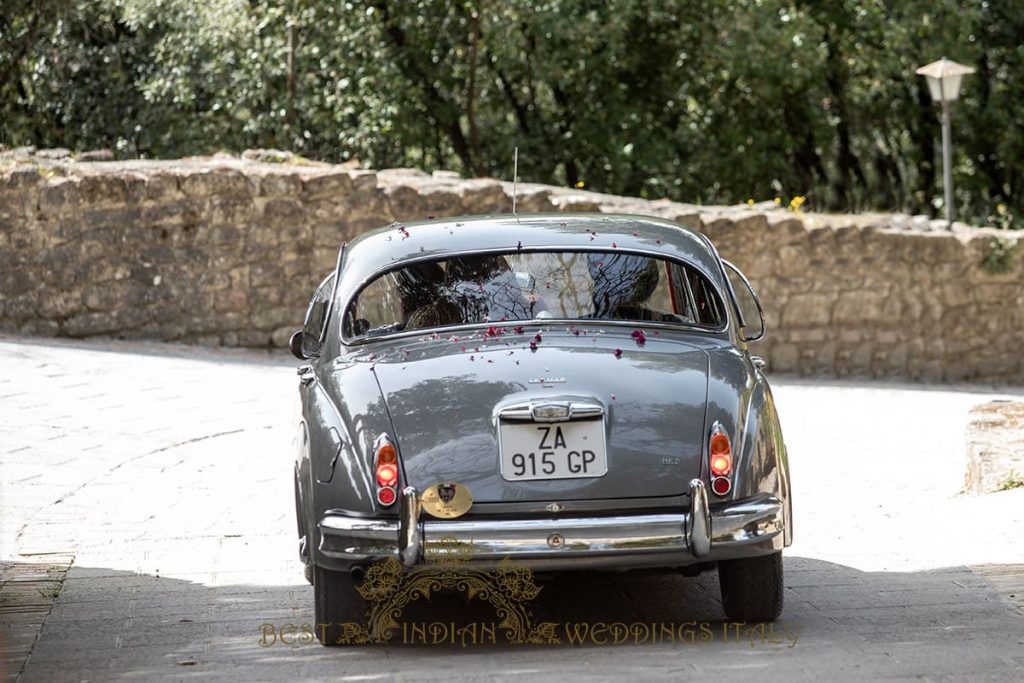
[0,0,1019,228]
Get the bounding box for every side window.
[664,262,723,326]
[686,269,723,325]
[722,261,765,342]
[302,273,335,352]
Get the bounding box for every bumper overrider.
[318,480,786,571]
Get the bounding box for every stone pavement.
[1,337,1023,682]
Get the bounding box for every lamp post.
[916,57,975,227]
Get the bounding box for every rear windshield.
[344,251,723,338]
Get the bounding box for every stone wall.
[1,154,1022,382]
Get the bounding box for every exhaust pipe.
[350,565,366,585]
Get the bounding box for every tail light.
[709,423,732,496]
[711,476,731,495]
[374,434,399,507]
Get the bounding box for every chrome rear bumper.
[319,480,785,571]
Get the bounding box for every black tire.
[314,565,368,646]
[717,551,784,622]
[294,473,309,561]
[294,478,313,586]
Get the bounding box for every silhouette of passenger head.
[588,253,659,318]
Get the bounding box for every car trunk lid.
[367,329,709,503]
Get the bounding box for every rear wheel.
[314,565,368,646]
[717,551,784,622]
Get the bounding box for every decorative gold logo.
[420,481,473,519]
[264,538,803,648]
[328,540,560,645]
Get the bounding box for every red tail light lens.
[376,462,398,487]
[377,442,397,465]
[709,425,732,478]
[710,432,730,456]
[373,434,400,506]
[711,476,731,495]
[711,455,731,476]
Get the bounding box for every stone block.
[207,194,257,225]
[461,179,506,214]
[2,294,39,321]
[213,289,249,314]
[18,318,60,336]
[263,199,305,223]
[832,291,889,325]
[770,344,799,373]
[144,173,181,201]
[349,170,378,192]
[38,179,81,217]
[545,191,600,213]
[251,306,300,330]
[254,172,302,197]
[77,174,127,205]
[0,268,37,295]
[179,170,249,197]
[80,206,143,230]
[81,280,147,312]
[2,167,43,191]
[271,326,294,347]
[229,329,274,346]
[38,290,83,319]
[782,293,833,328]
[62,308,149,336]
[515,187,555,212]
[302,172,352,198]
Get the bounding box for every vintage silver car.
[291,213,792,644]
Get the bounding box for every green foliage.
[997,471,1024,491]
[981,237,1017,274]
[1,0,1022,227]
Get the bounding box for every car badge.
[532,403,570,421]
[421,481,473,519]
[438,483,457,504]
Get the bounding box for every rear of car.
[292,215,792,644]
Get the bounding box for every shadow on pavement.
[6,556,1023,681]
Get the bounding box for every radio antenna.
[512,145,519,222]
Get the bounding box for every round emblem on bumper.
[421,482,473,519]
[547,532,565,549]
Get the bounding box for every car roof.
[337,213,726,297]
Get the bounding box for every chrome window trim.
[695,232,745,330]
[721,259,766,343]
[319,241,346,345]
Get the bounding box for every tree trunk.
[371,0,476,174]
[822,27,866,211]
[466,6,481,167]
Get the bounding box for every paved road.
[1,337,1023,682]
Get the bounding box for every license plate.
[498,419,607,481]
